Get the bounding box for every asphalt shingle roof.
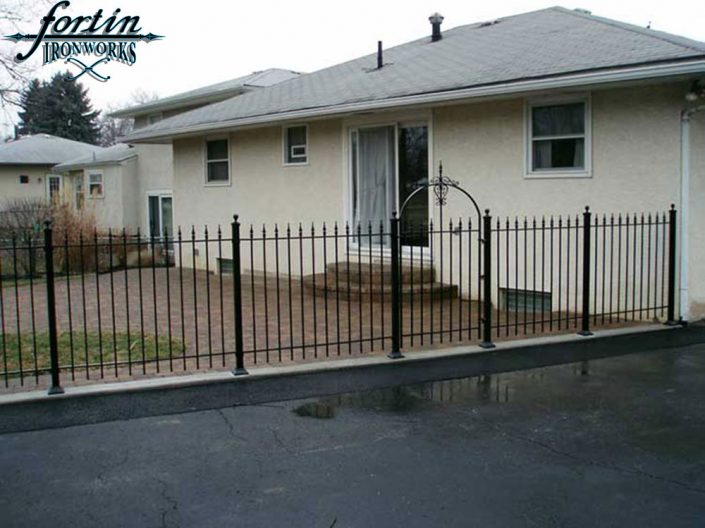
[53,143,137,172]
[111,68,301,118]
[0,134,104,165]
[127,6,705,141]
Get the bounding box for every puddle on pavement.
[293,363,592,419]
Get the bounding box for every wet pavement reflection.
[295,362,600,418]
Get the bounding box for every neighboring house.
[53,144,139,231]
[0,134,103,208]
[124,7,705,319]
[110,68,301,237]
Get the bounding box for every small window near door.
[19,175,29,184]
[205,138,230,184]
[88,173,104,198]
[283,125,308,165]
[527,99,588,175]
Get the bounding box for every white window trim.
[345,118,434,261]
[282,124,309,166]
[87,170,104,199]
[146,191,173,239]
[204,136,231,187]
[524,94,592,179]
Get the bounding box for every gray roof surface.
[127,6,705,141]
[53,143,137,172]
[111,68,301,118]
[0,134,104,165]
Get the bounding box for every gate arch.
[388,163,494,359]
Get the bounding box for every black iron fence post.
[231,215,248,375]
[480,209,495,349]
[666,205,678,325]
[579,206,593,336]
[388,212,403,359]
[44,221,63,394]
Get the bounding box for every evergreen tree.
[17,79,48,134]
[17,72,101,144]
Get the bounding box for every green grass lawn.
[0,276,45,288]
[0,331,185,374]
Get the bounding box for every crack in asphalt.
[216,409,246,442]
[271,428,293,454]
[460,415,705,496]
[503,430,705,496]
[157,477,180,528]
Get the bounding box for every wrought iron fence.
[0,206,678,394]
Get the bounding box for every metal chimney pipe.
[377,40,383,69]
[429,12,444,42]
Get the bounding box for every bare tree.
[0,0,49,110]
[98,89,160,146]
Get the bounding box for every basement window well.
[500,288,552,313]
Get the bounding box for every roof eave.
[0,161,62,166]
[124,58,705,144]
[109,87,249,119]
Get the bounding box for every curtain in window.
[355,126,395,234]
[532,103,584,136]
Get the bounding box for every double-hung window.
[527,99,589,176]
[205,138,230,184]
[283,125,308,165]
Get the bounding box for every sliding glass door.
[350,123,429,248]
[398,125,428,247]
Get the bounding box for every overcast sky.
[2,0,704,136]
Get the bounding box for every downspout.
[680,104,705,322]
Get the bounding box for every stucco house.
[124,7,705,320]
[0,134,103,209]
[52,144,139,230]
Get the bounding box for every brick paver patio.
[0,267,645,391]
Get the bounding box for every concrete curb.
[0,324,703,434]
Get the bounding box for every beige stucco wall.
[0,165,53,208]
[83,164,124,229]
[73,160,139,232]
[173,119,344,229]
[434,84,684,218]
[135,144,173,234]
[170,81,705,319]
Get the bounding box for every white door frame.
[347,120,432,261]
[146,190,173,239]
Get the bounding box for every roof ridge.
[553,6,705,53]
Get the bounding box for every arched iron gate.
[388,163,495,359]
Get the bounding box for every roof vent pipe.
[429,13,444,42]
[377,41,383,69]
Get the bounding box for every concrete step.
[324,261,435,285]
[302,273,458,302]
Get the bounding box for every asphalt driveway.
[1,344,704,527]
